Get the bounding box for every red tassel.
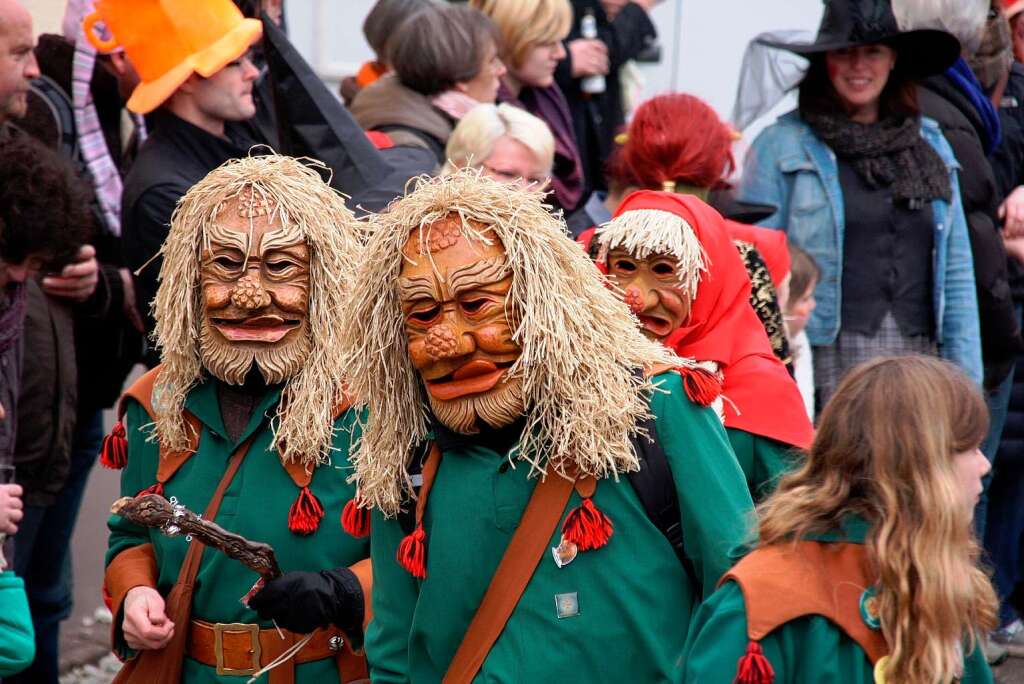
[136,482,165,498]
[288,486,324,536]
[397,524,427,578]
[561,498,613,551]
[679,366,722,407]
[733,641,775,684]
[100,421,128,469]
[341,498,371,538]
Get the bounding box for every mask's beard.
[427,375,525,434]
[199,320,311,385]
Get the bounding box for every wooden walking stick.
[111,493,282,581]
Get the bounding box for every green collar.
[803,514,871,544]
[183,377,283,448]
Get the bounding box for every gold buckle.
[212,622,261,676]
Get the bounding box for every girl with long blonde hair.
[683,355,997,683]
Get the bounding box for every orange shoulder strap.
[723,541,888,664]
[118,365,163,420]
[117,364,200,483]
[443,472,577,683]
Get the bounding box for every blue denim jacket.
[738,111,983,385]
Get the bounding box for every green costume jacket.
[725,428,798,502]
[682,517,993,683]
[0,570,34,677]
[105,377,369,683]
[366,371,755,682]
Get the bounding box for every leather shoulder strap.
[443,472,576,683]
[723,541,888,664]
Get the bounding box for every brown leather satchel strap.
[142,435,256,684]
[443,472,577,684]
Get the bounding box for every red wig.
[607,93,736,191]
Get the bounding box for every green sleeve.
[681,581,756,682]
[726,429,800,502]
[653,373,756,597]
[365,511,418,684]
[961,636,994,683]
[105,400,156,568]
[0,571,34,678]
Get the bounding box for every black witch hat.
[760,0,960,77]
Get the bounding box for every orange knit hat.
[82,0,262,114]
[1004,0,1024,19]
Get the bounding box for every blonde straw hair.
[757,355,997,684]
[442,103,556,177]
[595,208,708,302]
[470,0,572,70]
[151,154,365,468]
[341,168,681,516]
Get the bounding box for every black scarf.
[803,111,952,207]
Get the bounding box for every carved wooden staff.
[111,494,282,580]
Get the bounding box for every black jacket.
[122,111,260,363]
[554,0,656,195]
[992,63,1024,302]
[22,34,143,413]
[919,75,1023,388]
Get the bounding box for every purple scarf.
[498,82,584,212]
[0,284,27,356]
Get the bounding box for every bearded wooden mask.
[605,248,692,341]
[398,216,523,434]
[199,192,311,385]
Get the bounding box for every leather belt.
[186,619,363,683]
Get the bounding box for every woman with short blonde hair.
[470,0,585,216]
[443,103,554,190]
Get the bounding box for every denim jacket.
[739,111,983,385]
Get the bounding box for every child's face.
[952,446,990,516]
[785,279,817,336]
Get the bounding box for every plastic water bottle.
[580,9,606,95]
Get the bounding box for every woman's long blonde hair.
[758,355,997,683]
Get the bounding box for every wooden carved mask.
[398,216,523,434]
[198,192,311,385]
[605,248,692,341]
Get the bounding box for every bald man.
[0,0,38,129]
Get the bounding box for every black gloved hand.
[248,567,364,640]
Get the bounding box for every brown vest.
[722,541,888,664]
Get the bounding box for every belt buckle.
[212,622,261,676]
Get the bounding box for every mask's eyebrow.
[205,224,248,253]
[260,225,305,254]
[448,255,510,296]
[398,275,437,302]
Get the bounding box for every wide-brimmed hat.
[82,0,262,114]
[761,0,961,77]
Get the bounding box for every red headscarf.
[725,221,790,287]
[611,191,813,449]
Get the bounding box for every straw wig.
[341,168,682,516]
[151,154,364,468]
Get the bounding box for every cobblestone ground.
[53,640,1024,684]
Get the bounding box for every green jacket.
[106,378,369,683]
[725,428,799,502]
[682,518,993,683]
[366,371,755,682]
[0,570,34,677]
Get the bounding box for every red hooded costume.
[608,191,813,449]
